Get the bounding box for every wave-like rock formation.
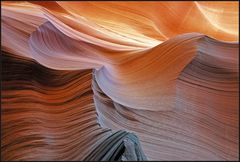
[2,53,147,161]
[1,1,239,161]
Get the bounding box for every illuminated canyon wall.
[1,1,239,161]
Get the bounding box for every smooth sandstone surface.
[1,1,239,161]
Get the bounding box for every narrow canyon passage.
[1,1,239,161]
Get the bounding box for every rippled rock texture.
[1,1,239,161]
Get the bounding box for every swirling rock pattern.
[1,1,239,161]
